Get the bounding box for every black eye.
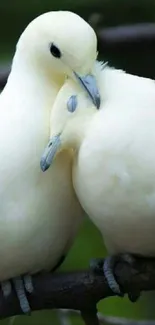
[50,43,61,58]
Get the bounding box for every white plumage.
[74,64,155,257]
[46,61,155,258]
[0,10,98,311]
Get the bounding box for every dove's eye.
[67,95,78,113]
[50,43,61,58]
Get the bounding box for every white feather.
[0,10,97,280]
[50,62,155,257]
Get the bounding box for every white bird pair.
[1,8,155,316]
[41,31,155,302]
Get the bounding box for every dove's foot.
[1,274,34,314]
[90,254,140,302]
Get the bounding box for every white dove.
[0,11,100,314]
[41,61,155,301]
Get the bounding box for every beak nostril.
[48,140,53,148]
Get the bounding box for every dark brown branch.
[61,310,155,325]
[97,23,155,45]
[0,256,155,320]
[98,314,155,325]
[81,308,100,325]
[61,309,155,325]
[0,65,10,90]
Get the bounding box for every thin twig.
[60,310,155,325]
[98,23,155,45]
[57,310,72,325]
[0,64,10,89]
[98,314,155,325]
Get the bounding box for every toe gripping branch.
[2,275,34,315]
[90,254,141,302]
[0,257,155,321]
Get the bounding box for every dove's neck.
[70,113,95,152]
[4,52,65,114]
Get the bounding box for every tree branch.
[0,65,10,90]
[97,314,155,325]
[0,256,155,322]
[60,310,155,325]
[97,23,155,46]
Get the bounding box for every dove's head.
[15,11,100,108]
[40,79,97,172]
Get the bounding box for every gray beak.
[40,134,61,172]
[74,72,100,109]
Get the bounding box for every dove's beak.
[40,134,61,172]
[74,72,100,109]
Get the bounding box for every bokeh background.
[0,0,155,324]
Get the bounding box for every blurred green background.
[0,0,155,324]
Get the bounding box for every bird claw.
[103,255,123,296]
[1,275,34,315]
[23,274,34,294]
[1,280,12,298]
[90,254,140,302]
